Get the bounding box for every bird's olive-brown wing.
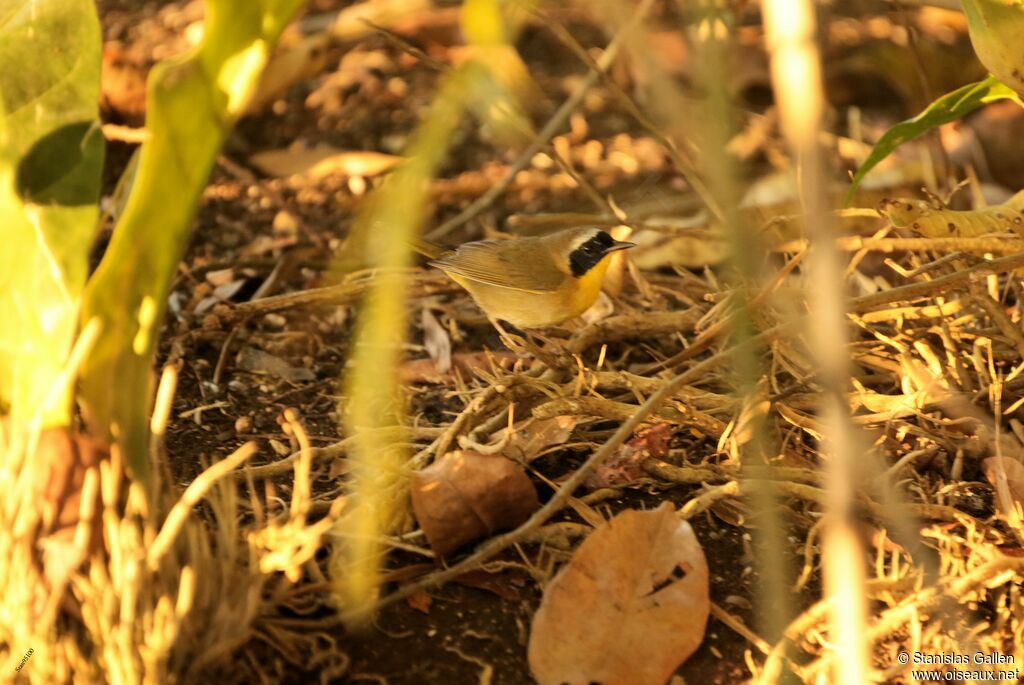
[429,239,565,293]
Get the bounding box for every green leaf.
[962,0,1024,96]
[846,75,1023,204]
[17,121,104,206]
[0,0,103,426]
[78,0,304,477]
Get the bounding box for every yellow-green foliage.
[332,0,535,624]
[0,0,103,427]
[847,76,1021,202]
[879,189,1024,237]
[331,67,476,627]
[459,0,538,147]
[78,0,304,478]
[962,0,1024,95]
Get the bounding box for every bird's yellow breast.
[567,254,613,313]
[441,253,614,328]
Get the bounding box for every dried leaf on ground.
[250,146,400,179]
[327,457,351,480]
[237,346,315,382]
[406,590,433,614]
[101,44,148,121]
[456,569,525,601]
[195,277,249,314]
[400,350,519,384]
[400,357,452,385]
[587,422,674,488]
[580,290,616,325]
[500,415,579,463]
[410,450,540,556]
[328,0,434,41]
[204,267,236,286]
[421,307,452,374]
[35,427,108,586]
[528,503,710,685]
[247,33,330,113]
[982,456,1024,515]
[630,227,729,270]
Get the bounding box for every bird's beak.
[605,240,636,253]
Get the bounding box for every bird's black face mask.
[569,231,619,277]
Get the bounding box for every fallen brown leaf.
[528,503,710,685]
[982,456,1024,517]
[329,0,434,41]
[250,146,400,179]
[327,457,351,480]
[247,34,330,113]
[879,188,1024,238]
[410,450,540,556]
[587,422,674,489]
[195,278,249,315]
[500,415,579,463]
[204,267,236,286]
[421,307,452,374]
[631,227,730,270]
[35,428,108,587]
[564,496,606,529]
[400,350,519,384]
[631,422,674,459]
[455,569,524,601]
[580,290,616,324]
[400,358,452,385]
[100,43,148,123]
[238,346,315,382]
[406,590,433,614]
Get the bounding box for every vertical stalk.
[331,69,470,627]
[762,1,869,683]
[690,3,794,647]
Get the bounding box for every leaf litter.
[528,504,710,685]
[85,1,1024,683]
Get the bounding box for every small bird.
[414,227,634,329]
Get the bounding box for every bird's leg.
[490,318,530,355]
[527,329,575,369]
[490,319,567,367]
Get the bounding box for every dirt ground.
[90,1,1021,682]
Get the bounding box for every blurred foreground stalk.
[598,0,795,644]
[763,0,869,683]
[332,9,527,620]
[689,3,794,646]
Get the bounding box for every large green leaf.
[962,0,1024,96]
[78,0,304,477]
[846,75,1023,204]
[0,0,103,426]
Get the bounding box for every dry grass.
[4,1,1024,683]
[7,216,1024,682]
[0,369,348,684]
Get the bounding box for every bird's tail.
[407,236,446,260]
